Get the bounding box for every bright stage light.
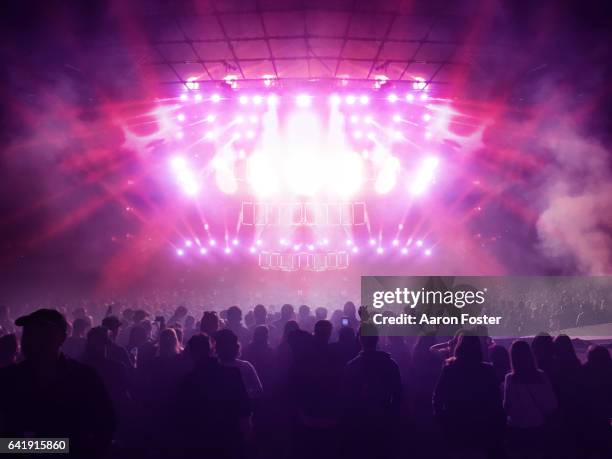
[248,153,279,197]
[179,93,188,101]
[420,93,428,101]
[401,247,408,255]
[296,94,312,107]
[170,156,187,170]
[330,94,341,106]
[180,178,200,196]
[224,247,231,254]
[239,95,249,105]
[353,130,363,139]
[177,113,185,122]
[359,95,369,105]
[234,115,244,124]
[200,247,207,255]
[176,131,184,139]
[206,114,216,122]
[350,115,359,124]
[253,95,263,105]
[215,166,238,195]
[285,152,321,196]
[424,131,432,139]
[280,238,287,246]
[369,239,376,245]
[256,239,262,246]
[393,131,403,140]
[185,240,192,247]
[249,246,256,253]
[364,115,374,124]
[352,246,359,253]
[293,244,301,251]
[186,77,199,90]
[406,93,415,102]
[268,94,279,105]
[249,115,258,124]
[423,113,431,122]
[392,239,399,246]
[209,239,216,246]
[232,132,241,140]
[367,132,375,140]
[393,114,401,123]
[346,95,356,105]
[346,239,353,246]
[177,248,184,256]
[322,238,329,245]
[375,156,400,195]
[308,244,315,251]
[205,130,216,140]
[194,93,203,102]
[211,94,221,103]
[376,247,384,254]
[416,240,423,247]
[246,130,255,139]
[413,78,427,90]
[425,248,432,256]
[387,94,398,103]
[232,239,239,246]
[410,156,439,196]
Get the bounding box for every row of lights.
[178,92,428,107]
[176,237,432,257]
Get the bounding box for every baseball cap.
[15,309,68,334]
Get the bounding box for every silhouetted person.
[226,306,250,346]
[0,333,18,368]
[242,325,275,390]
[126,323,156,368]
[315,306,328,321]
[297,304,315,332]
[433,334,505,458]
[0,309,114,458]
[342,301,360,330]
[178,334,251,459]
[215,329,263,399]
[331,325,360,364]
[273,304,295,344]
[101,315,132,369]
[531,333,556,379]
[62,316,91,360]
[341,325,402,459]
[489,344,510,388]
[581,345,612,457]
[504,340,557,457]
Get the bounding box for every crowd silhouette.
[0,302,610,459]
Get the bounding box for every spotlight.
[293,244,301,251]
[346,95,356,105]
[401,247,408,255]
[387,94,398,103]
[393,114,401,123]
[330,94,341,106]
[170,156,187,170]
[352,246,359,253]
[416,240,423,247]
[206,114,216,122]
[204,224,209,230]
[181,179,199,196]
[353,130,363,139]
[280,238,287,246]
[322,238,329,245]
[296,94,311,107]
[238,149,246,159]
[425,249,432,256]
[232,132,241,140]
[179,93,188,101]
[177,248,184,256]
[364,115,373,124]
[200,247,207,255]
[423,113,431,122]
[367,132,375,140]
[351,115,359,124]
[346,239,353,246]
[211,94,221,103]
[176,131,184,139]
[308,244,315,251]
[424,131,432,139]
[262,74,275,87]
[209,239,216,246]
[249,246,256,253]
[420,93,428,101]
[224,247,231,254]
[406,93,415,102]
[267,94,279,105]
[393,131,403,140]
[255,239,263,246]
[194,93,203,102]
[359,95,369,105]
[205,130,216,140]
[232,239,239,246]
[413,78,427,90]
[249,115,258,124]
[376,247,384,254]
[369,239,376,246]
[239,95,249,105]
[235,115,244,124]
[185,240,192,247]
[252,95,263,105]
[246,130,255,139]
[177,113,185,122]
[392,240,399,246]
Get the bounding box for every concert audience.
[0,301,609,459]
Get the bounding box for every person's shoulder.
[236,359,256,371]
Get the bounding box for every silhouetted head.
[184,315,196,330]
[359,324,379,352]
[214,329,240,362]
[101,315,122,340]
[298,305,310,318]
[280,304,295,321]
[454,334,482,365]
[553,334,580,369]
[200,311,219,335]
[282,320,299,341]
[253,304,267,324]
[133,309,149,323]
[128,325,148,348]
[226,306,242,326]
[489,344,510,374]
[0,333,18,367]
[531,332,554,369]
[175,305,188,319]
[314,320,333,344]
[72,317,91,338]
[252,325,269,345]
[586,345,611,371]
[187,334,211,363]
[338,325,356,344]
[85,326,111,359]
[16,309,68,363]
[343,301,356,318]
[510,340,538,378]
[122,308,134,322]
[315,307,327,321]
[288,329,314,361]
[159,328,180,357]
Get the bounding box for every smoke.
[536,128,612,274]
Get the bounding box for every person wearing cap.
[0,308,115,458]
